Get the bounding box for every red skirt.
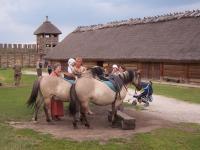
[51,99,64,117]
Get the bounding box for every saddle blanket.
[64,78,75,84]
[64,78,116,92]
[103,81,116,92]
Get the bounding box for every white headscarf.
[112,64,118,69]
[68,58,75,73]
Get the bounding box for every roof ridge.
[73,9,200,33]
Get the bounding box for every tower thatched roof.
[34,16,62,35]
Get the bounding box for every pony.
[27,76,72,122]
[69,68,141,128]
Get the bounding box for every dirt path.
[10,105,168,141]
[140,95,200,124]
[22,71,48,76]
[125,89,200,124]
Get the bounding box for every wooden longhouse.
[46,10,200,84]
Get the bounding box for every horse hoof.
[85,123,90,128]
[32,120,38,124]
[73,122,78,129]
[46,119,51,122]
[80,118,84,124]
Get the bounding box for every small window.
[52,45,56,47]
[45,35,50,38]
[46,44,51,47]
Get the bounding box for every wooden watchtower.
[34,16,62,57]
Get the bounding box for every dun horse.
[69,68,141,128]
[27,76,72,122]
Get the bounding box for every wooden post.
[160,62,164,80]
[6,53,8,68]
[28,51,31,67]
[21,54,23,67]
[185,64,189,83]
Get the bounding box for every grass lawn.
[0,68,36,85]
[0,68,200,150]
[0,87,33,122]
[153,83,200,104]
[0,122,200,150]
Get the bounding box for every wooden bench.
[108,110,136,130]
[189,78,200,84]
[163,76,181,83]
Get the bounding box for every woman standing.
[50,63,64,120]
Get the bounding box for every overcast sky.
[0,0,200,43]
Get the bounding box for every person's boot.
[132,100,137,106]
[144,101,149,107]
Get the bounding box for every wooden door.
[141,63,160,80]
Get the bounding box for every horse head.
[121,69,142,90]
[134,70,142,90]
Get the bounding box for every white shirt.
[68,66,74,73]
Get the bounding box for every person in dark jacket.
[47,61,52,75]
[133,81,153,107]
[13,61,22,86]
[36,59,43,77]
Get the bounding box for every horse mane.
[89,66,105,78]
[119,70,134,85]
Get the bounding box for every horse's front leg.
[111,102,117,125]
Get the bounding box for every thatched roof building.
[46,10,200,84]
[46,10,200,63]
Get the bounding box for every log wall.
[49,59,200,85]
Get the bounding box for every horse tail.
[27,77,41,108]
[69,83,79,115]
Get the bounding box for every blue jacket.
[140,82,153,96]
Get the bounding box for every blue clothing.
[135,82,153,101]
[140,82,153,96]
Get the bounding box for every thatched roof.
[34,16,62,35]
[46,10,200,63]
